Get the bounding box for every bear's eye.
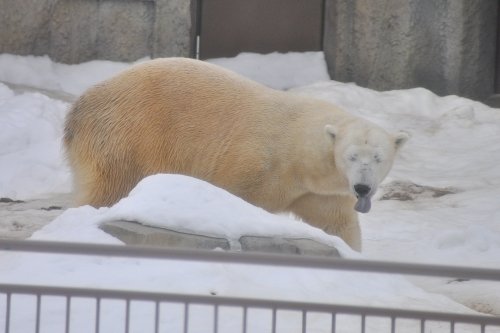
[349,154,358,162]
[374,154,382,163]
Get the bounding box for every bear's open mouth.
[354,196,371,213]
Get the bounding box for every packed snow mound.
[0,52,329,96]
[36,174,354,255]
[207,51,330,90]
[0,53,144,96]
[0,83,70,199]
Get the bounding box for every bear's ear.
[324,124,337,140]
[394,131,410,149]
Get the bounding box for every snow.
[0,85,70,199]
[0,53,142,96]
[206,51,330,90]
[1,51,500,332]
[0,176,475,333]
[0,51,328,95]
[102,174,352,252]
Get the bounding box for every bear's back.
[67,58,283,136]
[63,58,302,207]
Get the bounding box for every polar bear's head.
[325,123,408,213]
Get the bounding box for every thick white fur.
[64,58,407,251]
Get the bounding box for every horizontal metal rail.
[1,283,500,326]
[1,239,500,281]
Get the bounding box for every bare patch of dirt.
[380,181,458,201]
[0,194,72,239]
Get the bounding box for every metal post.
[302,310,307,333]
[271,307,277,333]
[213,305,219,333]
[95,298,101,333]
[5,293,11,333]
[242,307,248,333]
[331,312,336,333]
[154,301,160,333]
[35,294,41,333]
[183,303,189,333]
[64,296,71,333]
[125,299,130,333]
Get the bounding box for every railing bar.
[35,294,41,333]
[242,306,247,333]
[390,316,396,333]
[95,297,101,333]
[481,323,485,333]
[5,293,11,333]
[1,283,499,326]
[125,299,130,333]
[213,305,219,333]
[154,301,160,333]
[65,296,71,333]
[450,321,455,333]
[183,303,189,333]
[361,314,366,333]
[420,319,425,333]
[302,310,306,333]
[1,239,500,281]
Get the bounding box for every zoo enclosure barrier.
[0,239,500,333]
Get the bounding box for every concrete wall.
[0,0,193,64]
[1,0,498,100]
[324,0,498,100]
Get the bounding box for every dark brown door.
[197,0,324,59]
[496,2,500,93]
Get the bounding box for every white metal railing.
[1,239,500,333]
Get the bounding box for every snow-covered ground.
[0,52,499,332]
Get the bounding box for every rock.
[0,198,25,204]
[99,220,230,250]
[0,193,71,240]
[379,180,458,201]
[239,236,340,257]
[100,220,340,257]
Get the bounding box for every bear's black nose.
[354,184,371,197]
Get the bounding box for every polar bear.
[64,58,408,251]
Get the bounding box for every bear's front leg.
[289,193,361,251]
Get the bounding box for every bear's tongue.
[355,196,371,213]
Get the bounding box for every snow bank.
[0,83,70,199]
[207,51,330,90]
[0,51,329,96]
[0,54,141,96]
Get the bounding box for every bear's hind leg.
[70,157,140,208]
